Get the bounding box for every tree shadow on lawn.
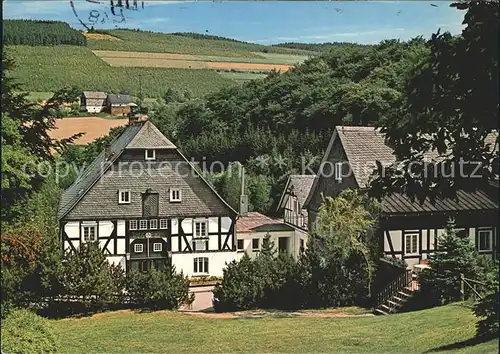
[424,335,497,353]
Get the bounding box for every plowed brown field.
[83,33,121,41]
[50,117,128,145]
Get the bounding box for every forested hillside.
[272,41,370,52]
[145,38,429,212]
[3,20,87,46]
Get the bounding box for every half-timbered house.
[276,175,316,231]
[58,118,238,277]
[80,91,107,113]
[304,126,499,269]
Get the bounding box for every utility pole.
[139,73,142,112]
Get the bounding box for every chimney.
[239,165,248,216]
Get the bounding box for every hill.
[87,29,315,57]
[3,19,87,46]
[51,303,497,353]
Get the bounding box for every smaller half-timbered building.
[276,175,316,232]
[304,126,499,268]
[58,118,238,276]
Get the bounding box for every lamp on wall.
[126,252,130,260]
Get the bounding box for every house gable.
[59,120,236,221]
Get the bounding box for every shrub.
[474,261,499,338]
[126,264,193,310]
[1,308,59,353]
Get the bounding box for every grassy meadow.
[6,45,234,98]
[51,303,498,353]
[87,29,313,57]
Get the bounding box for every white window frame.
[129,220,138,230]
[193,220,208,238]
[159,219,168,229]
[153,243,162,252]
[134,244,143,253]
[478,229,493,252]
[193,257,209,275]
[149,219,158,230]
[118,190,131,204]
[334,162,343,183]
[82,225,97,242]
[404,233,419,255]
[145,149,156,161]
[169,189,182,202]
[139,219,148,230]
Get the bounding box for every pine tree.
[420,218,481,305]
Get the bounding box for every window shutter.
[142,193,159,217]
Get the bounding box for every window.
[237,239,244,250]
[134,244,143,253]
[405,233,418,255]
[142,193,159,217]
[159,219,168,229]
[145,149,156,160]
[193,257,209,274]
[149,219,158,229]
[170,189,182,202]
[153,243,162,252]
[194,221,208,238]
[139,219,148,230]
[129,220,138,230]
[252,238,259,250]
[334,162,343,183]
[478,229,493,252]
[83,226,97,242]
[300,239,305,251]
[456,228,468,238]
[193,240,207,251]
[118,190,131,204]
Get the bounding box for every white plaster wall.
[117,238,126,254]
[64,221,79,238]
[86,106,104,113]
[221,217,232,232]
[117,220,126,237]
[171,219,179,235]
[406,258,420,269]
[107,256,126,270]
[171,252,236,277]
[388,230,402,253]
[171,236,179,252]
[208,217,218,233]
[99,221,114,238]
[208,234,219,250]
[181,218,193,234]
[236,230,300,261]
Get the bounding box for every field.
[5,45,234,98]
[87,29,313,57]
[51,303,498,353]
[49,117,129,145]
[93,50,305,71]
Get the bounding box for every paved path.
[179,286,215,312]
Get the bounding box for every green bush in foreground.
[1,308,59,353]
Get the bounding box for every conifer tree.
[420,218,481,305]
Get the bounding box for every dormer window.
[118,190,131,204]
[334,162,343,183]
[145,149,156,161]
[170,189,182,202]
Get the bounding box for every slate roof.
[332,126,497,188]
[236,212,292,233]
[277,175,317,212]
[304,125,499,214]
[382,189,498,215]
[58,120,236,220]
[107,94,133,105]
[82,91,107,99]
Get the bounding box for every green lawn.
[6,45,234,98]
[51,303,498,353]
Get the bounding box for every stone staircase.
[373,269,419,315]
